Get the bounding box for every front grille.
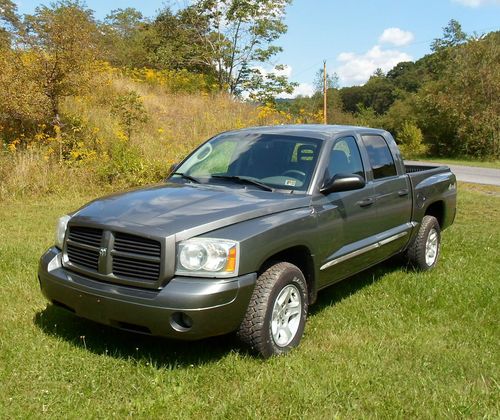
[68,226,103,247]
[113,255,160,282]
[64,226,162,286]
[112,232,161,282]
[114,232,161,258]
[66,226,102,271]
[67,244,99,271]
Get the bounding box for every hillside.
[0,69,320,200]
[1,2,499,201]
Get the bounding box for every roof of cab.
[221,124,387,140]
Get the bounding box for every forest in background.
[279,21,499,160]
[0,0,499,200]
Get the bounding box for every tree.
[415,23,499,158]
[313,68,338,94]
[0,0,21,47]
[145,6,213,74]
[244,65,296,103]
[1,2,48,146]
[433,31,499,157]
[425,19,468,80]
[101,8,150,68]
[396,121,427,158]
[431,19,467,51]
[339,71,395,115]
[339,85,366,114]
[112,91,148,142]
[24,1,99,133]
[189,0,294,98]
[0,49,49,143]
[386,61,421,93]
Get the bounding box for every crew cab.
[39,125,457,357]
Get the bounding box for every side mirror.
[320,173,365,194]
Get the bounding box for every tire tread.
[406,215,441,270]
[237,262,306,357]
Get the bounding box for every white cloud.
[251,65,314,98]
[274,65,293,79]
[452,0,500,7]
[336,45,412,86]
[277,82,315,99]
[251,65,292,79]
[379,27,415,46]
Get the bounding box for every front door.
[314,136,380,287]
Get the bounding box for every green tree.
[415,25,499,158]
[313,68,339,94]
[146,6,213,74]
[190,0,294,98]
[386,61,421,93]
[431,19,467,51]
[244,65,296,103]
[0,0,21,47]
[112,91,148,143]
[1,2,45,145]
[101,8,150,68]
[425,19,468,80]
[356,105,383,128]
[433,32,499,157]
[340,71,395,115]
[0,49,49,144]
[25,1,99,130]
[396,121,427,158]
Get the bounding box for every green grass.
[417,157,500,169]
[1,184,499,418]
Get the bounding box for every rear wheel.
[237,262,308,358]
[406,215,441,270]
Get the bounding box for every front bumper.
[38,247,257,340]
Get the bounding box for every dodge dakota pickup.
[39,125,456,357]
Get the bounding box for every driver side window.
[327,137,364,179]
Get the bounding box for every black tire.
[237,262,308,358]
[406,215,441,271]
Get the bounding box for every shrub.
[111,91,148,143]
[96,142,163,187]
[396,121,428,159]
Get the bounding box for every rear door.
[360,134,413,258]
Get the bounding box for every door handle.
[357,197,374,207]
[398,189,409,197]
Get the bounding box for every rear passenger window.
[361,135,397,179]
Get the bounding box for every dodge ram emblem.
[99,247,108,257]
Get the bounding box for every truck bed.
[404,162,456,231]
[404,163,445,173]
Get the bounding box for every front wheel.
[237,262,308,358]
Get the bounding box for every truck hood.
[71,182,311,239]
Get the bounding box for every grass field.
[418,157,500,169]
[0,183,499,418]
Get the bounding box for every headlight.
[176,238,239,277]
[55,215,71,249]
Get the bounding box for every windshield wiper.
[171,172,200,184]
[211,175,274,192]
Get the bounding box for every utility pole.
[323,60,327,125]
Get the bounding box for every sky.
[15,0,500,97]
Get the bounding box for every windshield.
[172,133,322,192]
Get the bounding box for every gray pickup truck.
[39,125,456,357]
